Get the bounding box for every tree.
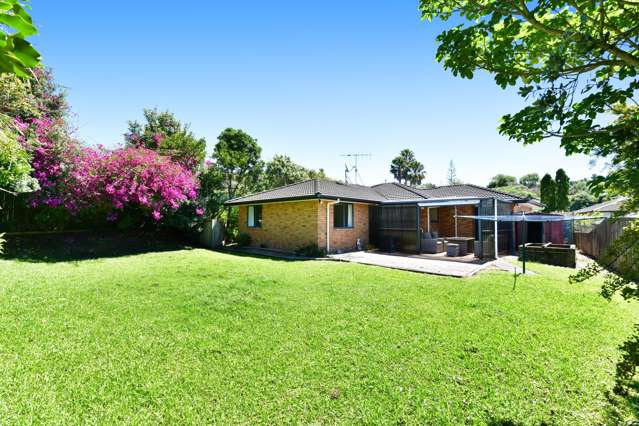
[407,160,426,186]
[568,178,602,211]
[0,68,69,202]
[520,173,539,189]
[0,1,41,77]
[421,0,639,391]
[0,117,38,193]
[419,0,638,216]
[487,174,517,188]
[211,128,262,228]
[539,173,556,212]
[569,191,597,211]
[446,160,461,185]
[125,109,206,171]
[554,168,570,211]
[260,155,327,189]
[390,149,425,186]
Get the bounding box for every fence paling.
[574,217,636,261]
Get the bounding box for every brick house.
[226,180,525,257]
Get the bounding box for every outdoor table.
[445,237,474,256]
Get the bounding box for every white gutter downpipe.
[326,199,340,253]
[494,198,499,259]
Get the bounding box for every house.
[572,196,633,217]
[513,198,544,213]
[225,180,527,258]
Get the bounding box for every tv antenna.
[341,153,371,185]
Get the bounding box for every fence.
[0,187,18,232]
[574,217,637,260]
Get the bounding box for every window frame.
[333,203,354,229]
[247,204,262,228]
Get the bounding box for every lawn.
[0,243,637,424]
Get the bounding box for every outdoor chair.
[421,230,445,254]
[446,243,460,257]
[422,238,444,254]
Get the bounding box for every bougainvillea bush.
[71,147,199,222]
[1,67,203,232]
[18,115,200,227]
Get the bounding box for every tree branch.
[514,0,639,68]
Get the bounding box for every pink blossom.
[195,207,204,216]
[20,116,199,222]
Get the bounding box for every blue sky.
[29,0,597,186]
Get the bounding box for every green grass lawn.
[1,245,637,424]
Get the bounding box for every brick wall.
[419,205,476,238]
[237,200,370,253]
[317,201,370,253]
[237,200,319,252]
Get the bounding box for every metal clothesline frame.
[454,212,600,273]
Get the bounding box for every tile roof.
[369,182,425,200]
[225,180,523,205]
[572,196,629,214]
[414,184,521,202]
[225,179,387,205]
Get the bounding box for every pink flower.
[21,116,198,222]
[195,207,204,216]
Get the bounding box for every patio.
[329,251,491,277]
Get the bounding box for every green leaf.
[10,37,39,67]
[0,12,37,36]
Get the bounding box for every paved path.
[329,251,490,278]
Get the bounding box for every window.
[247,205,262,228]
[334,203,353,228]
[430,207,439,223]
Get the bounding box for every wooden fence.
[574,217,637,260]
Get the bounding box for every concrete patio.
[329,251,493,277]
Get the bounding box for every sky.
[29,0,600,187]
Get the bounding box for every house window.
[334,203,353,228]
[247,205,262,228]
[430,207,439,223]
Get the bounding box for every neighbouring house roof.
[225,180,525,206]
[572,196,630,215]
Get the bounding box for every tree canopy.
[125,109,206,171]
[488,174,517,188]
[0,0,40,77]
[446,160,460,184]
[212,128,262,228]
[260,155,327,190]
[390,149,426,186]
[540,173,556,212]
[554,168,570,211]
[519,173,539,188]
[420,0,638,210]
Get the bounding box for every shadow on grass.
[602,386,639,425]
[218,246,315,263]
[2,230,194,263]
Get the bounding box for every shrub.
[295,244,326,258]
[237,232,251,247]
[20,117,199,224]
